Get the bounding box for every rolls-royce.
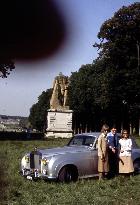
[20,133,140,182]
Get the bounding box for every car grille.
[30,151,42,170]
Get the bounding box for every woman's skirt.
[119,156,134,173]
[98,156,109,173]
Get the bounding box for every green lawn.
[0,138,140,205]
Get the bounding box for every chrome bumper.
[20,168,57,181]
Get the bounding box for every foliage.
[93,2,140,128]
[94,3,140,62]
[0,59,15,78]
[69,64,105,131]
[1,139,140,205]
[19,117,29,129]
[94,2,140,102]
[29,89,52,131]
[68,2,140,132]
[69,65,93,113]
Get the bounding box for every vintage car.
[20,133,140,182]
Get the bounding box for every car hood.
[37,146,89,157]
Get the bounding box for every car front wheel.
[58,166,78,182]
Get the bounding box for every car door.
[89,137,98,174]
[84,135,98,175]
[90,148,98,174]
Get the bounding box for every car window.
[84,136,95,146]
[67,135,96,146]
[68,135,84,146]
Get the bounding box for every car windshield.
[67,135,96,146]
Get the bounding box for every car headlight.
[41,158,49,166]
[25,155,30,163]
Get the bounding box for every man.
[107,127,119,178]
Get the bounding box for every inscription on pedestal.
[47,111,72,131]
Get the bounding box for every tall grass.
[0,138,140,205]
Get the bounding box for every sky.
[0,0,138,117]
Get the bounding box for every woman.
[98,124,109,180]
[119,130,134,175]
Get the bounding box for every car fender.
[54,160,78,178]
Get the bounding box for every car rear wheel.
[58,166,78,182]
[134,159,140,174]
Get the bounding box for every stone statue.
[50,73,69,110]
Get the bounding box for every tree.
[0,60,15,78]
[19,117,29,129]
[69,64,105,131]
[69,3,140,133]
[94,3,140,63]
[29,89,52,131]
[93,2,140,131]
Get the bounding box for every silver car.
[20,133,140,182]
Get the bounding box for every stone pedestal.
[45,109,73,138]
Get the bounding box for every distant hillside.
[0,115,28,131]
[0,114,28,120]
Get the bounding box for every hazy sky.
[0,0,137,117]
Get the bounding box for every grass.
[0,137,140,205]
